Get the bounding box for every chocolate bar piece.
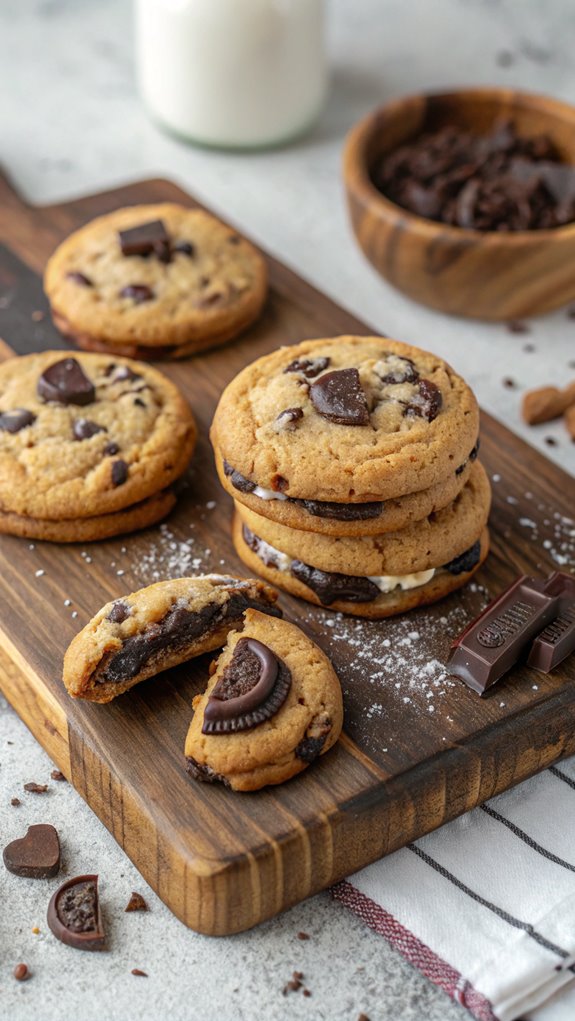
[119,220,171,262]
[527,573,575,673]
[47,874,106,951]
[448,575,561,695]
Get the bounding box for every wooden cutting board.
[0,173,574,936]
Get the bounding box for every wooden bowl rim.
[343,86,575,244]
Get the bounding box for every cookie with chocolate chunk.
[210,336,479,506]
[185,609,343,791]
[44,204,267,359]
[235,518,490,619]
[0,351,196,532]
[63,575,280,703]
[213,441,478,537]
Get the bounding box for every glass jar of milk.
[135,0,328,149]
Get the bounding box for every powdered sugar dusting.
[130,522,225,584]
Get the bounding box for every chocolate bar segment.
[448,575,561,695]
[527,600,575,673]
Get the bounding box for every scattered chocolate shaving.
[125,892,148,912]
[37,358,95,406]
[23,782,48,794]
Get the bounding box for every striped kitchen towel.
[333,758,575,1021]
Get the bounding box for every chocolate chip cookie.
[210,336,479,505]
[44,204,267,359]
[63,575,280,703]
[0,351,196,534]
[185,609,343,791]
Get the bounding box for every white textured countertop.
[1,1,574,1019]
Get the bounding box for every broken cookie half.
[185,609,343,791]
[63,575,281,703]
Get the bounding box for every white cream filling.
[250,531,435,592]
[252,485,288,502]
[367,569,435,593]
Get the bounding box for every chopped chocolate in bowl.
[374,118,575,231]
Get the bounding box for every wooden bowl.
[343,88,575,320]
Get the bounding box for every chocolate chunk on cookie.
[37,357,95,406]
[63,575,281,703]
[309,368,370,426]
[185,610,343,791]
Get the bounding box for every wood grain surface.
[343,87,575,320]
[0,173,573,935]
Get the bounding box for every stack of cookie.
[211,336,491,618]
[44,203,267,360]
[0,350,196,542]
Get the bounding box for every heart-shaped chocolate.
[3,823,61,878]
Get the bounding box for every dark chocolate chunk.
[107,600,131,624]
[3,824,61,879]
[47,875,105,951]
[0,408,36,434]
[403,379,443,422]
[23,782,48,794]
[111,459,129,487]
[66,271,93,287]
[443,541,481,575]
[133,397,146,408]
[448,573,568,695]
[291,560,380,605]
[376,354,419,384]
[73,418,106,441]
[37,358,95,406]
[223,460,256,493]
[185,756,231,787]
[275,407,303,431]
[309,368,370,426]
[125,892,148,912]
[202,638,291,734]
[284,357,330,379]
[119,284,154,304]
[104,441,120,456]
[119,219,171,263]
[294,497,385,521]
[296,713,332,762]
[173,241,195,256]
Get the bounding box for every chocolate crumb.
[131,968,148,977]
[503,377,517,389]
[297,931,310,940]
[507,320,529,334]
[51,770,67,782]
[544,436,558,446]
[104,441,120,456]
[11,797,21,807]
[13,964,29,982]
[125,891,148,912]
[303,989,312,997]
[23,782,48,794]
[357,1014,371,1021]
